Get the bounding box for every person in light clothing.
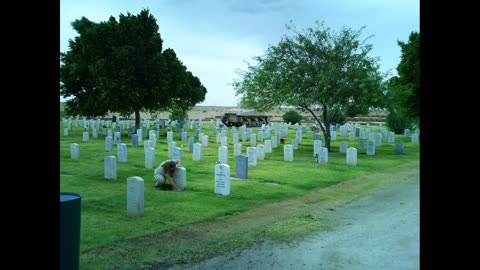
[153,159,182,191]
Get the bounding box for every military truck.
[221,109,269,127]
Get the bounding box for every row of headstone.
[105,158,249,218]
[75,135,394,168]
[64,117,312,138]
[66,125,412,219]
[68,123,410,178]
[67,118,393,145]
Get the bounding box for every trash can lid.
[60,192,82,203]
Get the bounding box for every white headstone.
[233,133,239,144]
[70,143,79,159]
[114,131,121,144]
[104,155,117,179]
[257,144,265,160]
[117,143,128,162]
[105,136,113,151]
[141,139,150,150]
[188,136,195,152]
[387,132,395,143]
[346,147,357,166]
[219,146,228,164]
[339,141,348,153]
[193,143,202,161]
[234,143,242,156]
[271,135,278,148]
[173,166,187,191]
[264,140,272,153]
[380,129,388,141]
[202,135,209,147]
[127,176,144,217]
[149,133,157,147]
[136,129,142,143]
[82,132,89,142]
[411,134,419,144]
[221,136,228,147]
[314,140,322,157]
[172,147,182,161]
[214,163,230,196]
[250,134,257,146]
[296,129,302,142]
[318,147,328,164]
[149,129,156,139]
[145,147,155,169]
[246,147,257,166]
[366,140,375,156]
[284,144,293,161]
[374,133,382,146]
[258,131,264,142]
[349,131,356,141]
[395,141,405,155]
[265,129,271,139]
[167,131,174,143]
[292,138,298,150]
[168,141,176,158]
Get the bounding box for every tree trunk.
[322,108,331,152]
[304,105,331,152]
[323,125,331,151]
[135,110,141,130]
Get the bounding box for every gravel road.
[181,180,420,270]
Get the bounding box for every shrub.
[169,110,188,126]
[283,110,303,124]
[386,110,412,134]
[326,110,347,125]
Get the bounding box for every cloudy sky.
[60,0,419,106]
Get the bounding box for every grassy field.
[60,120,418,269]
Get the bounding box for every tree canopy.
[232,21,386,150]
[386,31,420,127]
[60,9,206,128]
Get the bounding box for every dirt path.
[179,179,420,270]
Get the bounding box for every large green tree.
[60,17,115,118]
[387,31,420,126]
[232,21,386,151]
[162,49,207,117]
[60,9,206,129]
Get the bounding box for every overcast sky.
[60,0,419,106]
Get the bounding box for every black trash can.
[60,192,82,270]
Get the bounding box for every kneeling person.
[154,159,183,192]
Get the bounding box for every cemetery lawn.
[60,123,419,269]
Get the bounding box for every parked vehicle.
[221,109,269,127]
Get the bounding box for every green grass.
[259,214,331,242]
[60,122,419,255]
